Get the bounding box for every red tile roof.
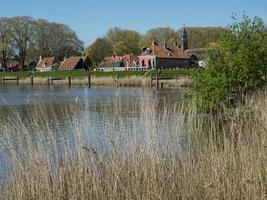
[104,54,138,63]
[59,57,84,70]
[142,42,189,59]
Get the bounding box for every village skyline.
[1,0,266,45]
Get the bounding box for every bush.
[191,16,267,111]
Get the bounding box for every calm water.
[0,85,187,180]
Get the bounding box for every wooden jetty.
[150,75,174,88]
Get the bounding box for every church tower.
[181,27,188,51]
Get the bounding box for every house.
[103,54,139,68]
[185,48,207,67]
[139,41,190,69]
[59,56,92,71]
[6,59,23,71]
[139,28,192,69]
[36,57,56,72]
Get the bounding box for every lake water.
[0,85,188,181]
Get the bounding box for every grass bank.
[0,90,266,199]
[0,69,195,87]
[0,69,196,78]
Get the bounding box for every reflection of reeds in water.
[0,91,267,199]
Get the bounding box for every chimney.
[37,56,42,66]
[164,42,167,49]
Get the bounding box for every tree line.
[0,16,227,69]
[0,16,83,69]
[85,27,226,66]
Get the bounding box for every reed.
[0,91,266,199]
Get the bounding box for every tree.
[0,16,84,67]
[48,22,84,61]
[191,16,267,111]
[33,19,53,58]
[85,38,112,65]
[0,17,12,68]
[178,27,226,49]
[141,27,179,47]
[106,27,141,55]
[9,16,35,66]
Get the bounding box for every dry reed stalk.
[0,91,266,199]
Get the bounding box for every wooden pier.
[150,76,174,88]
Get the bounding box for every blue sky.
[0,0,266,46]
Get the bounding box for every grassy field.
[0,90,266,199]
[0,69,197,78]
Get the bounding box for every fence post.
[156,73,159,89]
[116,74,119,88]
[68,76,71,87]
[16,76,19,85]
[31,76,33,86]
[88,72,91,88]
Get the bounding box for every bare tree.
[0,17,12,68]
[9,16,35,67]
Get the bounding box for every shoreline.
[0,76,192,87]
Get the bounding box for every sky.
[0,0,266,46]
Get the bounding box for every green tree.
[106,27,141,55]
[141,27,178,47]
[191,16,267,111]
[85,38,112,66]
[178,27,225,49]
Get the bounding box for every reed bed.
[0,91,266,200]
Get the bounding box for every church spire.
[181,26,188,51]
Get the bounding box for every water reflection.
[0,85,188,180]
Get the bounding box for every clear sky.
[0,0,266,46]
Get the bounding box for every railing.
[113,67,150,71]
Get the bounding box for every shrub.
[191,16,267,111]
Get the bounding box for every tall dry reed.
[0,91,266,200]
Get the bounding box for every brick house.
[139,27,199,69]
[139,42,190,69]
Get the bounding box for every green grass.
[0,69,197,79]
[0,71,87,78]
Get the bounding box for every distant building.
[36,57,56,72]
[139,41,190,69]
[139,28,194,69]
[185,48,207,67]
[6,59,23,71]
[59,56,92,71]
[103,54,139,68]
